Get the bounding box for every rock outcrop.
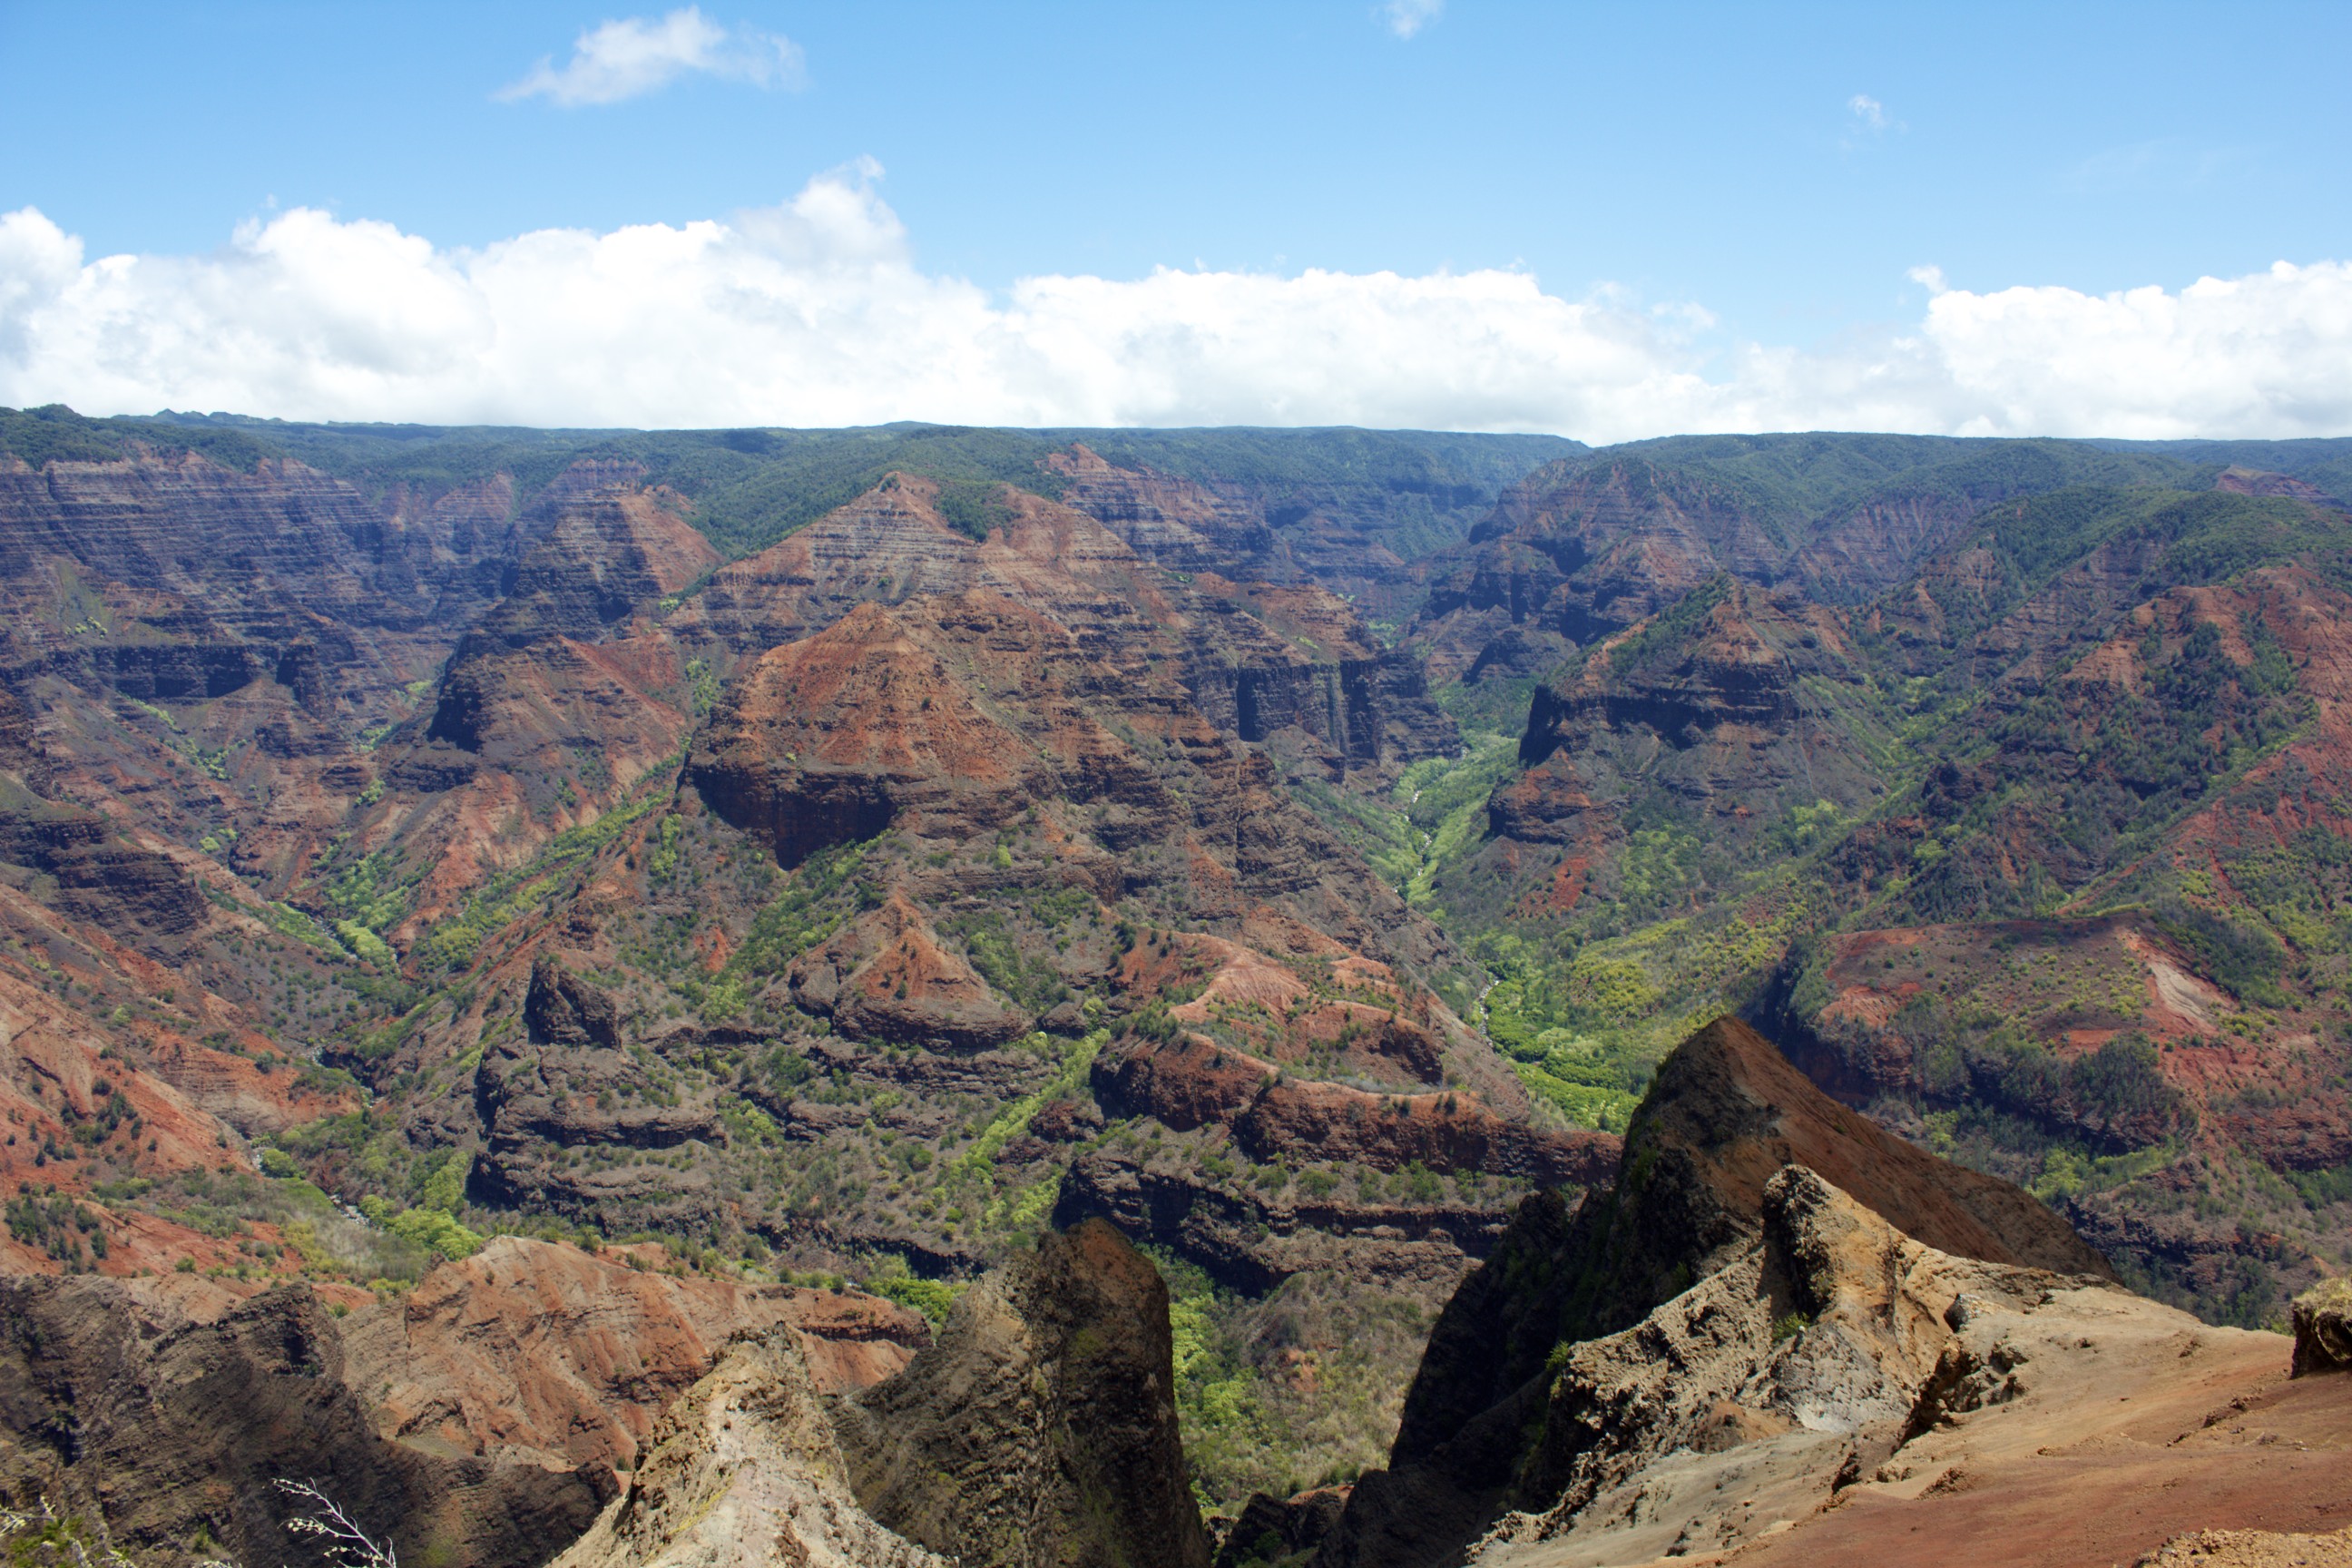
[1043,437,1562,620]
[1476,576,1895,931]
[1406,436,2059,686]
[453,470,717,656]
[527,951,627,1048]
[1463,1168,2349,1568]
[0,802,207,942]
[472,959,729,1224]
[0,447,515,637]
[1552,1015,2113,1339]
[2292,1277,2352,1377]
[1411,456,1788,685]
[1217,1486,1352,1568]
[833,1218,1213,1568]
[1043,444,1278,573]
[1056,1148,1549,1295]
[686,584,1452,975]
[677,473,1452,782]
[789,892,1033,1052]
[2137,1525,2352,1567]
[1093,1032,1615,1186]
[1313,1014,2118,1568]
[551,1329,946,1568]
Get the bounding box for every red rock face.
[365,469,718,931]
[835,1217,1213,1568]
[1475,578,1894,936]
[0,454,496,899]
[1095,1031,1616,1187]
[691,592,1168,866]
[1769,571,2352,1184]
[0,874,368,1284]
[2216,465,2347,506]
[0,1275,611,1568]
[0,448,497,632]
[0,427,1612,1556]
[687,585,1453,972]
[1044,440,1528,621]
[678,472,1452,780]
[791,893,1034,1051]
[671,475,993,656]
[1406,443,2042,688]
[1112,934,1454,1087]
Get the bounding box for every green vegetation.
[723,839,873,979]
[0,401,281,470]
[0,1494,147,1568]
[932,477,1019,542]
[940,909,1073,1014]
[327,849,414,934]
[864,1269,965,1326]
[359,1195,485,1259]
[1157,1252,1437,1513]
[3,406,1581,565]
[5,1190,110,1269]
[24,407,2352,1486]
[335,920,396,967]
[416,755,683,972]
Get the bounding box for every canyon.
[4,406,2351,1564]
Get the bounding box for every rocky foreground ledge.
[559,1219,1207,1568]
[0,1237,928,1568]
[1274,1018,2352,1568]
[5,1017,2348,1568]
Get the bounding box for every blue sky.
[5,1,2350,437]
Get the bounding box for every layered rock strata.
[675,473,1450,780]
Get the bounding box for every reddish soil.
[1724,1355,2352,1568]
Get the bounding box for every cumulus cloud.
[1847,93,1889,132]
[500,7,804,106]
[1383,0,1445,41]
[3,169,2350,441]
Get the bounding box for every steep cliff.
[1486,576,1891,863]
[1411,456,1789,685]
[1314,1015,2112,1568]
[676,472,1453,782]
[686,585,1453,974]
[833,1219,1212,1568]
[1043,444,1277,573]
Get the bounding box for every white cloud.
[4,172,2352,442]
[1907,262,2352,438]
[500,7,805,107]
[1847,93,1889,132]
[1383,0,1444,41]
